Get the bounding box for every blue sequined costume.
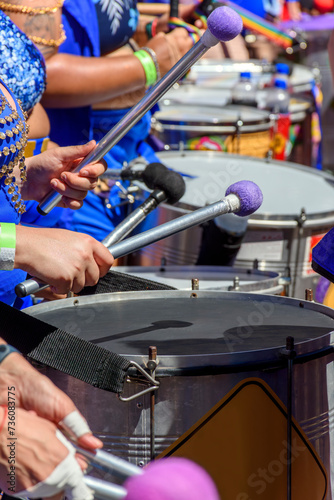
[0,11,45,306]
[0,11,46,112]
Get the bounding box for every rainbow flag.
[198,0,298,49]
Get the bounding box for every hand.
[0,408,93,499]
[287,1,302,20]
[14,225,114,294]
[0,347,102,451]
[157,4,206,32]
[148,28,193,76]
[20,140,107,210]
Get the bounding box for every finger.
[60,197,84,210]
[60,171,98,191]
[93,245,114,277]
[71,274,86,294]
[78,160,107,178]
[84,260,100,288]
[51,179,89,200]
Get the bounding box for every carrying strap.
[0,300,130,394]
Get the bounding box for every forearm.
[42,53,146,108]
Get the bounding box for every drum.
[151,104,272,158]
[186,59,317,95]
[26,291,334,499]
[129,151,334,298]
[157,86,314,165]
[113,265,285,294]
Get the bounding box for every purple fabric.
[225,180,263,217]
[279,13,334,31]
[315,275,331,303]
[124,458,220,500]
[207,6,243,41]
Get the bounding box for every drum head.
[161,86,231,108]
[26,291,334,369]
[151,151,334,224]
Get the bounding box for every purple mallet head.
[124,457,220,500]
[225,180,263,217]
[207,6,243,42]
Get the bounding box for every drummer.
[0,335,100,499]
[1,0,201,242]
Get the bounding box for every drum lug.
[118,360,160,403]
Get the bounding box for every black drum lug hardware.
[118,359,160,403]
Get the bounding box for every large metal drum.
[128,151,334,298]
[113,265,285,294]
[152,104,272,158]
[26,291,334,499]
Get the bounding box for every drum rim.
[25,290,334,370]
[112,265,283,293]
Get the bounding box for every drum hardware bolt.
[191,278,199,291]
[136,402,143,409]
[299,302,304,308]
[297,208,307,226]
[73,299,79,306]
[67,291,74,298]
[190,292,198,299]
[138,461,145,468]
[236,119,243,128]
[147,346,158,371]
[253,259,259,270]
[305,288,314,302]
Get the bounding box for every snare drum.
[151,105,272,158]
[129,151,334,298]
[114,265,284,294]
[26,291,334,499]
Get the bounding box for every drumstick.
[15,180,262,298]
[37,6,243,216]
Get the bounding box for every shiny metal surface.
[129,152,334,298]
[26,291,334,498]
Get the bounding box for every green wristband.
[0,223,16,271]
[134,49,157,87]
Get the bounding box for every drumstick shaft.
[16,194,240,297]
[37,39,214,216]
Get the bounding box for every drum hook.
[118,360,160,402]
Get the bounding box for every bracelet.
[0,406,7,434]
[141,46,161,83]
[151,17,158,38]
[134,49,157,87]
[0,344,19,364]
[0,223,16,271]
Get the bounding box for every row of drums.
[27,59,334,499]
[151,59,319,167]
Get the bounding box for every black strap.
[0,300,130,394]
[79,269,176,295]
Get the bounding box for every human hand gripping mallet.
[37,6,243,215]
